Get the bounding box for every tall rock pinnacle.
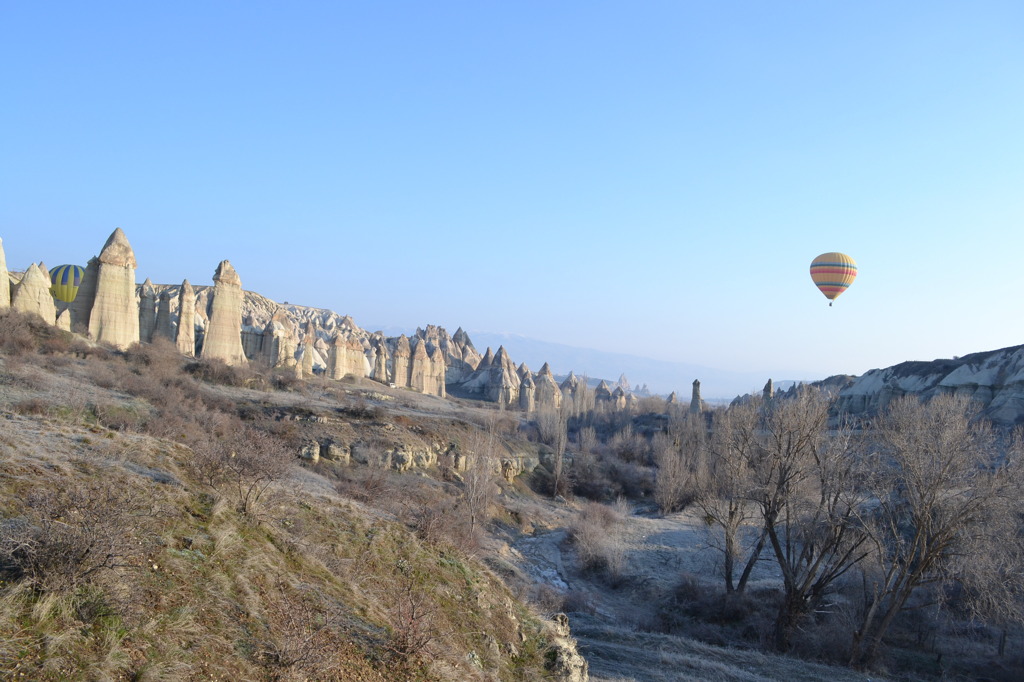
[88,228,140,349]
[200,260,248,366]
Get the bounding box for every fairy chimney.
[154,289,175,341]
[176,280,196,357]
[535,362,563,412]
[88,228,139,350]
[393,335,412,388]
[689,379,704,415]
[519,373,536,412]
[11,263,56,323]
[138,278,157,343]
[200,260,248,366]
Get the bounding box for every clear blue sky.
[3,1,1023,381]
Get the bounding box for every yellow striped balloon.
[809,253,857,306]
[48,264,85,303]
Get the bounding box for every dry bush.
[608,424,648,464]
[190,425,291,518]
[0,476,157,592]
[0,310,42,356]
[569,500,627,579]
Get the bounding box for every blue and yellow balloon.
[48,264,85,303]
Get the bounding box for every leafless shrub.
[190,425,291,518]
[0,477,155,592]
[0,309,41,356]
[569,501,627,579]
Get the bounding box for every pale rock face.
[594,380,613,404]
[11,263,57,323]
[370,335,390,383]
[763,378,774,400]
[559,372,582,409]
[830,344,1024,425]
[517,362,532,381]
[547,614,590,682]
[430,345,447,398]
[299,324,316,378]
[666,391,680,405]
[347,337,370,379]
[89,228,140,350]
[70,259,98,332]
[519,373,536,412]
[260,308,295,367]
[55,307,72,331]
[392,335,412,388]
[154,290,175,341]
[139,278,157,343]
[327,334,345,380]
[689,380,704,414]
[612,386,627,410]
[453,345,520,406]
[0,237,9,310]
[176,280,197,357]
[535,363,563,412]
[200,260,248,366]
[409,338,446,396]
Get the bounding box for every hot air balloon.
[48,264,85,303]
[809,252,857,306]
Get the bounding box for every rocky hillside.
[0,312,587,681]
[822,344,1024,425]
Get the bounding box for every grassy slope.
[0,320,554,681]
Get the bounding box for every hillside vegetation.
[0,311,566,681]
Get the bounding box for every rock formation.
[176,280,197,357]
[88,228,139,350]
[535,363,563,412]
[370,334,389,383]
[138,278,157,343]
[454,345,520,406]
[392,335,412,388]
[519,373,536,412]
[763,378,774,401]
[594,380,613,406]
[200,260,247,366]
[560,372,581,404]
[0,237,9,310]
[298,323,316,378]
[829,344,1024,425]
[612,386,628,410]
[409,339,445,396]
[69,259,98,333]
[11,263,56,323]
[689,379,704,414]
[260,308,296,367]
[154,289,175,341]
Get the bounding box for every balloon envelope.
[49,264,85,303]
[809,253,857,303]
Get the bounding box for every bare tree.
[753,387,869,651]
[537,403,570,498]
[694,399,766,594]
[461,412,501,536]
[655,413,705,514]
[192,425,290,518]
[849,395,1023,666]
